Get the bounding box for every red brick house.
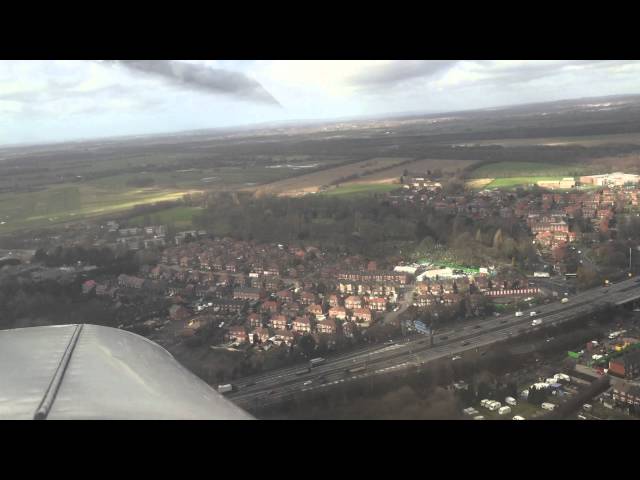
[269,314,288,330]
[249,327,270,344]
[275,289,293,303]
[248,312,262,329]
[316,318,337,334]
[351,307,372,326]
[260,300,279,314]
[292,316,312,333]
[299,291,317,305]
[307,304,324,316]
[328,306,347,320]
[345,295,363,310]
[367,297,387,311]
[228,325,248,344]
[328,294,341,308]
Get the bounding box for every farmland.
[321,183,401,197]
[451,132,640,147]
[349,158,478,184]
[249,157,413,197]
[468,161,590,179]
[0,184,200,234]
[125,206,204,229]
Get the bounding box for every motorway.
[227,276,640,409]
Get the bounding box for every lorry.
[515,311,524,317]
[346,365,367,374]
[217,384,234,394]
[310,357,326,367]
[529,311,537,317]
[531,319,542,326]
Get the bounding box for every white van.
[515,311,524,317]
[505,396,517,406]
[498,406,511,415]
[541,402,556,411]
[512,415,525,420]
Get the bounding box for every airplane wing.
[0,324,253,420]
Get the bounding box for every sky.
[1,60,640,146]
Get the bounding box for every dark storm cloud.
[105,60,282,107]
[349,60,459,89]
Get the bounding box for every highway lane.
[231,283,629,403]
[228,277,640,406]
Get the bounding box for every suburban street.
[228,276,640,409]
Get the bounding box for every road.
[227,276,640,409]
[383,284,416,325]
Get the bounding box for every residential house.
[292,316,312,333]
[249,327,270,344]
[328,306,347,320]
[299,291,317,306]
[269,314,288,330]
[351,307,372,327]
[328,294,341,308]
[276,289,293,303]
[248,312,263,329]
[345,295,363,310]
[316,318,337,335]
[233,287,263,301]
[612,381,640,408]
[272,329,295,346]
[367,297,387,311]
[260,300,279,314]
[228,325,248,344]
[307,304,324,317]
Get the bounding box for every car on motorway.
[461,341,470,346]
[268,390,275,395]
[440,335,449,341]
[473,325,482,329]
[303,380,312,386]
[452,355,462,361]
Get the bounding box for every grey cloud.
[106,60,282,107]
[466,60,634,86]
[348,60,637,93]
[349,60,459,89]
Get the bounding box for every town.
[3,167,640,417]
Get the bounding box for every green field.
[0,184,199,234]
[127,206,203,229]
[322,183,401,197]
[470,161,590,179]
